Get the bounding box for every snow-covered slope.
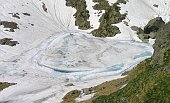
[0,0,169,103]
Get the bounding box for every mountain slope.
[0,0,170,103]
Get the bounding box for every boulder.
[144,17,165,34]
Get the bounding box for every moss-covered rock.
[66,0,90,30]
[91,0,126,37]
[144,17,165,34]
[92,25,120,37]
[62,90,81,103]
[0,21,19,32]
[93,0,110,10]
[151,22,170,66]
[131,26,144,34]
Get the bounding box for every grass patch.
[62,90,81,103]
[83,59,152,103]
[93,61,170,103]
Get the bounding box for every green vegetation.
[164,49,170,66]
[93,60,170,103]
[62,90,81,103]
[66,0,90,30]
[93,22,170,103]
[92,0,109,10]
[91,0,126,37]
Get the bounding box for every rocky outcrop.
[151,22,170,66]
[91,0,126,37]
[131,17,165,42]
[144,17,165,34]
[42,2,48,12]
[0,38,19,46]
[0,21,19,32]
[66,0,90,30]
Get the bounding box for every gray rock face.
[151,22,170,66]
[131,17,166,42]
[144,17,165,34]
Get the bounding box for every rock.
[144,17,165,34]
[121,97,127,103]
[131,26,144,34]
[131,17,166,42]
[149,32,156,39]
[42,2,48,12]
[91,1,126,37]
[82,87,95,95]
[153,4,159,8]
[116,0,127,4]
[0,21,19,32]
[0,38,19,46]
[66,0,90,30]
[151,22,170,66]
[65,83,74,87]
[160,66,170,70]
[22,13,31,16]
